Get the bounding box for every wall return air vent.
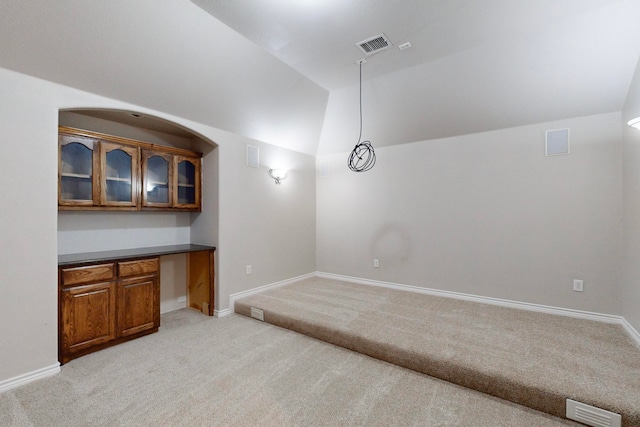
[356,33,391,55]
[566,399,621,427]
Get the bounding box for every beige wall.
[0,69,59,382]
[0,67,317,384]
[215,132,317,311]
[622,59,640,333]
[317,113,623,313]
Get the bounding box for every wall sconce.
[269,168,288,184]
[628,117,640,131]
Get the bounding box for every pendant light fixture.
[348,60,376,172]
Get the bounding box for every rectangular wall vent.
[566,399,621,427]
[319,161,329,178]
[250,307,264,321]
[545,128,570,156]
[247,145,259,168]
[356,33,391,55]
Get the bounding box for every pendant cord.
[358,60,363,145]
[348,60,376,172]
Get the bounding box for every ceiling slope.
[319,1,640,153]
[1,1,640,155]
[0,0,328,155]
[193,0,640,154]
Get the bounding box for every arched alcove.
[57,108,219,313]
[59,108,217,151]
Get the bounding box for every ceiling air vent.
[356,33,391,55]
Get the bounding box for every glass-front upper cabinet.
[59,127,202,211]
[100,142,139,207]
[59,134,97,206]
[173,155,201,209]
[142,150,172,208]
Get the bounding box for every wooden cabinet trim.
[118,258,159,277]
[61,263,115,286]
[58,134,99,207]
[59,126,202,157]
[59,126,202,212]
[58,247,215,364]
[99,142,140,207]
[117,275,159,338]
[59,281,117,356]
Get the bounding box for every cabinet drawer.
[118,258,159,277]
[61,264,115,286]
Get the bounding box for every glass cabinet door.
[142,151,172,207]
[100,142,139,207]
[59,134,96,205]
[173,155,201,208]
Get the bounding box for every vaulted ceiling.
[1,1,639,155]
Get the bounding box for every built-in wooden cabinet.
[142,150,172,208]
[100,142,139,208]
[174,155,201,209]
[59,276,117,356]
[58,134,99,207]
[117,258,160,338]
[59,127,202,212]
[59,257,160,364]
[58,245,216,364]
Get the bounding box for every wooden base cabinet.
[117,258,160,338]
[59,258,160,364]
[60,281,117,357]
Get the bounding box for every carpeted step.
[234,277,640,427]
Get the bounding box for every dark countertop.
[58,244,216,266]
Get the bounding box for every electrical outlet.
[177,296,186,303]
[246,265,252,275]
[374,259,379,268]
[573,279,584,292]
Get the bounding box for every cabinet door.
[117,275,159,338]
[59,134,99,206]
[100,142,140,207]
[60,281,117,356]
[142,150,172,208]
[173,155,201,210]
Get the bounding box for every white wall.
[58,213,192,254]
[317,113,623,313]
[0,68,59,382]
[621,59,640,333]
[215,132,317,311]
[0,67,317,385]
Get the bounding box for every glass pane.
[146,156,169,204]
[60,142,92,201]
[177,160,195,204]
[105,149,132,202]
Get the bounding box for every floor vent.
[566,399,621,427]
[250,307,264,321]
[356,33,391,55]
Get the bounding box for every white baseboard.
[0,363,60,394]
[620,318,640,347]
[316,272,640,348]
[228,272,316,313]
[214,308,233,318]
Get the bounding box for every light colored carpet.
[235,277,640,427]
[1,309,579,426]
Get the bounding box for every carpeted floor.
[234,277,640,427]
[1,309,580,426]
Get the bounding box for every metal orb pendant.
[348,140,376,172]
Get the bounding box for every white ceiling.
[1,0,640,155]
[193,0,637,90]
